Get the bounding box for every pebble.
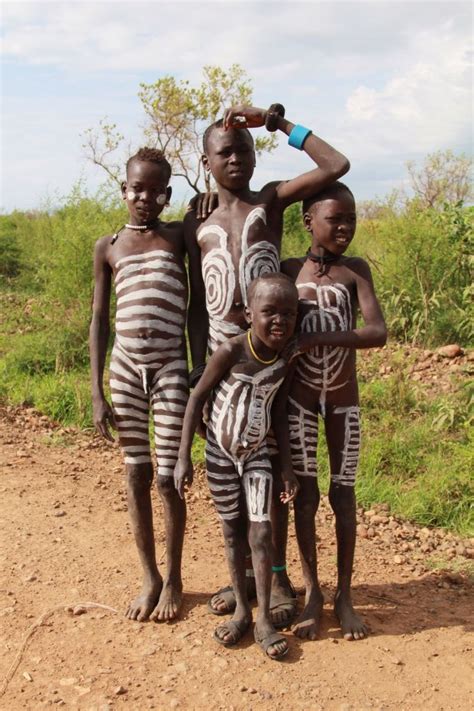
[173,662,188,674]
[53,510,66,517]
[437,344,462,358]
[114,685,127,695]
[72,605,87,616]
[22,671,33,682]
[393,555,405,565]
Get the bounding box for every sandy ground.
[0,405,472,711]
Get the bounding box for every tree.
[406,150,473,209]
[83,64,277,193]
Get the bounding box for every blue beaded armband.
[288,124,312,150]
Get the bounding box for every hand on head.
[223,106,267,130]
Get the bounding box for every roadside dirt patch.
[1,406,472,710]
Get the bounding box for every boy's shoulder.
[161,218,184,231]
[281,256,306,281]
[94,233,113,256]
[342,255,372,276]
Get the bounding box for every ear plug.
[127,191,135,200]
[156,194,167,205]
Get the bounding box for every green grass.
[0,191,472,536]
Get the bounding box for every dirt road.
[1,406,472,710]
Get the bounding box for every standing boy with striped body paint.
[175,272,338,659]
[281,182,387,641]
[90,147,212,623]
[185,104,350,623]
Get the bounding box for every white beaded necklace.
[125,223,150,231]
[111,221,158,244]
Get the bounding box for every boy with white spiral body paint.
[281,181,387,642]
[185,103,350,623]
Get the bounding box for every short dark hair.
[302,181,354,215]
[247,272,298,306]
[202,119,254,153]
[126,147,172,182]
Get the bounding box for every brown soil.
[1,405,472,711]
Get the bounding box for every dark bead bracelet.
[265,103,285,132]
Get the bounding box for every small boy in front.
[281,181,387,641]
[174,273,329,660]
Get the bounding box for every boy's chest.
[112,246,186,287]
[296,279,356,330]
[197,205,279,262]
[110,231,184,275]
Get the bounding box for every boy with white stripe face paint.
[90,147,215,624]
[281,182,387,642]
[185,103,350,624]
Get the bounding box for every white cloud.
[343,24,472,159]
[1,1,472,210]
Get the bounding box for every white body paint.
[296,282,352,415]
[198,207,280,353]
[109,249,189,475]
[209,359,287,462]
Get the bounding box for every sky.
[1,0,472,212]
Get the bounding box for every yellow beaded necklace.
[247,330,278,365]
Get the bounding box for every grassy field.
[1,191,473,535]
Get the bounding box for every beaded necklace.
[111,220,159,244]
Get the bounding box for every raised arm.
[297,260,387,352]
[184,211,209,384]
[174,341,237,498]
[223,105,350,209]
[89,237,116,441]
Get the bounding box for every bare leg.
[150,476,186,621]
[125,463,163,622]
[269,481,296,628]
[214,515,253,644]
[292,476,324,640]
[329,483,368,640]
[208,537,256,614]
[249,520,288,658]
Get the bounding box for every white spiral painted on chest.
[199,225,236,318]
[238,208,280,307]
[197,208,279,321]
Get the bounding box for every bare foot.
[150,579,183,622]
[292,588,324,640]
[334,590,368,640]
[125,576,163,622]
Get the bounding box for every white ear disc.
[156,194,167,205]
[127,191,135,200]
